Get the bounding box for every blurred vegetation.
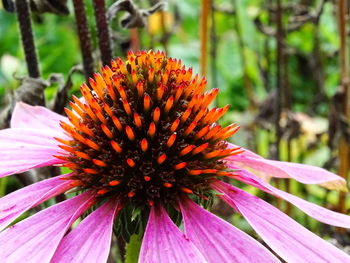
[0,0,349,259]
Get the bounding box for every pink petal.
[233,169,350,229]
[227,142,263,159]
[11,102,67,135]
[139,206,207,263]
[179,197,280,263]
[51,197,121,263]
[227,144,346,191]
[0,174,76,231]
[0,192,95,262]
[0,128,64,177]
[213,182,350,263]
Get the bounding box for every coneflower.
[56,50,238,207]
[0,51,349,263]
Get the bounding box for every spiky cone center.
[56,50,242,207]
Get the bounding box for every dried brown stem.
[14,0,40,78]
[274,0,283,160]
[72,0,95,81]
[93,0,113,66]
[130,28,139,52]
[337,0,350,216]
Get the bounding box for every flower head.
[56,50,239,208]
[0,51,350,262]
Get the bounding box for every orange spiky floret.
[54,51,240,207]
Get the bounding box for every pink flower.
[0,51,349,262]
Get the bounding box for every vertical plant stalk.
[232,0,255,110]
[200,0,210,76]
[274,0,284,160]
[13,0,45,187]
[285,140,292,215]
[14,0,40,78]
[93,0,113,66]
[72,0,95,81]
[125,233,142,263]
[130,28,140,53]
[337,0,349,215]
[262,0,272,92]
[273,0,284,210]
[159,11,168,53]
[281,8,291,215]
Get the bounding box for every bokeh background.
[0,0,349,260]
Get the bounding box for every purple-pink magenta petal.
[213,182,350,263]
[227,142,263,159]
[0,192,95,263]
[0,174,75,231]
[139,205,207,263]
[179,197,280,263]
[0,128,64,178]
[227,143,346,191]
[51,197,121,263]
[234,169,350,229]
[11,102,67,135]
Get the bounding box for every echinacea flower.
[0,50,349,263]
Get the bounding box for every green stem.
[0,177,9,197]
[125,233,143,263]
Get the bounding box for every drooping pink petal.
[0,128,64,178]
[179,197,280,263]
[51,197,121,263]
[232,169,350,229]
[0,174,76,231]
[0,192,95,263]
[226,143,346,191]
[139,205,207,263]
[227,142,262,159]
[11,102,67,136]
[213,182,350,263]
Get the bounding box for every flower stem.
[337,0,349,216]
[200,0,210,77]
[93,0,113,66]
[0,176,8,197]
[14,0,40,78]
[125,233,142,263]
[274,0,284,160]
[72,0,95,81]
